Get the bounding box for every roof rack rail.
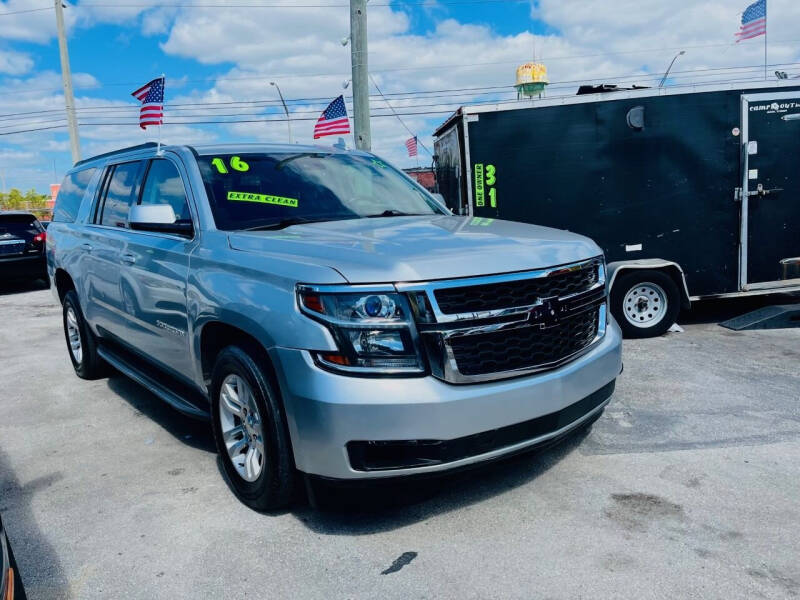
[73,142,159,167]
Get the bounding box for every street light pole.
[349,0,371,151]
[659,50,686,88]
[270,81,293,144]
[54,0,81,164]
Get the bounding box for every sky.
[0,0,799,193]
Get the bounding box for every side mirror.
[129,204,193,236]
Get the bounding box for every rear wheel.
[62,290,105,379]
[210,346,294,510]
[610,269,680,338]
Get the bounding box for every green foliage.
[0,187,52,220]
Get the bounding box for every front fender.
[187,244,346,385]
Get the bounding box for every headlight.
[297,286,425,375]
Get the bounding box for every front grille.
[448,310,599,376]
[434,263,598,314]
[402,257,606,383]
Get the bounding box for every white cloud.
[0,48,33,75]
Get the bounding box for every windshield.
[197,152,446,231]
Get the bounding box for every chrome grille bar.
[398,257,607,384]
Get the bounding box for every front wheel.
[210,346,294,510]
[610,269,681,339]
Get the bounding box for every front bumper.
[270,318,622,480]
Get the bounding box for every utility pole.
[54,0,81,164]
[349,0,371,151]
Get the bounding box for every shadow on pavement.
[292,421,595,535]
[679,292,800,326]
[105,375,216,454]
[0,449,68,598]
[0,279,49,297]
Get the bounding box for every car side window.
[98,161,144,228]
[53,167,97,223]
[139,159,191,222]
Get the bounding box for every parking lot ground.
[1,285,799,600]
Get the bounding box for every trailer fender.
[607,259,692,309]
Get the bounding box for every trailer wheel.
[610,269,680,339]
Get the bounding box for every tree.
[0,187,51,219]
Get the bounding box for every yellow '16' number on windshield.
[211,156,250,174]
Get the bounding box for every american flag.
[735,0,766,42]
[131,77,165,130]
[405,136,418,157]
[313,95,351,139]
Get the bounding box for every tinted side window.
[139,160,191,221]
[53,168,97,223]
[99,161,143,228]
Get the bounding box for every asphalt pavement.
[1,282,799,599]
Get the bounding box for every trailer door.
[741,92,800,289]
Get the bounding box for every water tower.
[515,62,549,99]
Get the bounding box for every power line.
[0,6,53,16]
[2,60,798,123]
[0,109,460,136]
[78,0,531,8]
[5,68,799,135]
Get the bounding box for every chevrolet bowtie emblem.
[528,297,565,328]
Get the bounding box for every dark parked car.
[0,212,48,284]
[1,513,26,599]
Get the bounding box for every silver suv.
[48,142,622,509]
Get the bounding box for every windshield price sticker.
[227,191,298,208]
[474,163,497,209]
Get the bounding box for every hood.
[227,215,601,284]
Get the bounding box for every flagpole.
[764,5,768,80]
[157,73,165,155]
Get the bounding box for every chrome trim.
[401,257,607,384]
[397,257,605,324]
[435,304,607,384]
[297,283,397,294]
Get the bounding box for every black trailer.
[433,81,800,337]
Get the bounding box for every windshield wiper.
[245,217,330,231]
[366,210,429,218]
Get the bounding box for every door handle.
[120,253,136,265]
[80,243,93,252]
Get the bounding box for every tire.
[610,269,681,339]
[62,290,105,379]
[210,346,294,510]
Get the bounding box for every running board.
[98,345,210,420]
